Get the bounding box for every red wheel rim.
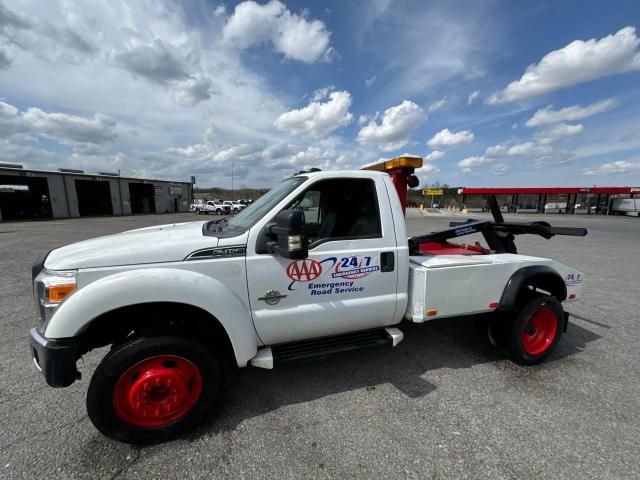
[521,306,558,356]
[113,355,202,428]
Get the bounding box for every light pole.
[231,160,234,201]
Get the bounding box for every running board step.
[250,328,403,369]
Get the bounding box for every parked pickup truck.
[29,156,587,444]
[223,200,247,214]
[194,200,231,215]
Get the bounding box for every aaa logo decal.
[286,259,322,282]
[286,257,337,291]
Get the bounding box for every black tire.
[490,295,564,365]
[87,335,221,444]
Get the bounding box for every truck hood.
[45,221,218,270]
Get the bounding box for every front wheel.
[490,295,564,365]
[87,335,221,444]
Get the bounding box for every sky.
[1,0,640,189]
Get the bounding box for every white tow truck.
[29,156,587,444]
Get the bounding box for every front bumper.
[29,328,81,387]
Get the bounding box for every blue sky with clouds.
[1,0,639,188]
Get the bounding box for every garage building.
[0,164,193,221]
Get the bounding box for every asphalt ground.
[1,211,639,479]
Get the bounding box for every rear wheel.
[490,295,564,365]
[87,335,221,444]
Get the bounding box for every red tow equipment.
[361,156,423,214]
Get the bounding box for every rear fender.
[44,268,258,367]
[499,265,567,311]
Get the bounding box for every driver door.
[245,176,400,345]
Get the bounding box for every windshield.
[205,176,307,235]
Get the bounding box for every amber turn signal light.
[47,284,76,303]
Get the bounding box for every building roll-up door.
[129,182,156,214]
[0,175,52,221]
[75,179,113,216]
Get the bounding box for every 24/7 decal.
[332,256,379,279]
[286,255,380,293]
[564,272,583,286]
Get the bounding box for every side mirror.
[268,209,308,259]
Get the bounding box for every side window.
[286,178,381,246]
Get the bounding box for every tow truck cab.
[29,155,586,443]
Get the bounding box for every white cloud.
[112,39,192,84]
[222,0,333,63]
[535,122,584,144]
[485,143,510,157]
[428,97,447,112]
[357,100,425,151]
[427,128,474,148]
[488,27,640,104]
[491,164,509,176]
[310,85,335,102]
[24,108,117,145]
[112,39,213,107]
[525,98,618,127]
[511,123,518,129]
[158,140,358,181]
[274,90,353,139]
[365,75,377,87]
[507,142,536,157]
[424,150,445,162]
[484,141,554,158]
[0,100,117,146]
[458,155,494,173]
[572,136,640,160]
[505,141,551,157]
[467,90,480,105]
[582,160,640,175]
[416,163,440,176]
[171,76,212,107]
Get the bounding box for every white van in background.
[610,198,640,216]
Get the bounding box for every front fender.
[44,268,258,367]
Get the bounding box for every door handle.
[381,252,394,272]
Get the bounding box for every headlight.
[34,270,77,329]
